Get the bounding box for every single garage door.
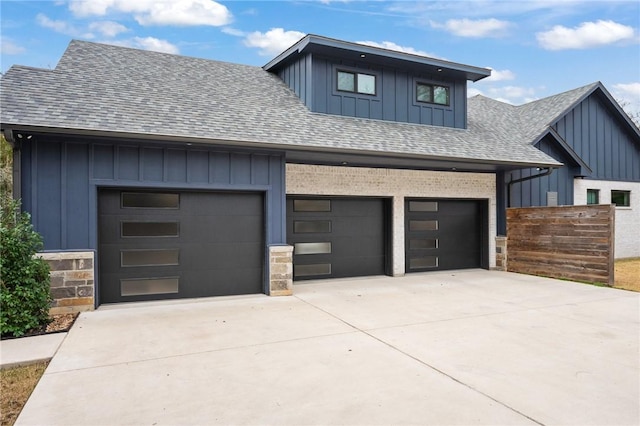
[405,199,487,272]
[98,189,264,304]
[287,197,388,280]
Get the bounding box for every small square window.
[337,71,355,92]
[433,86,449,105]
[357,73,376,95]
[586,189,599,205]
[611,190,630,207]
[416,84,432,103]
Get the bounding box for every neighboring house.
[471,83,640,258]
[0,34,637,307]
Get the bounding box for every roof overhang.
[263,34,491,82]
[1,124,560,173]
[535,127,592,177]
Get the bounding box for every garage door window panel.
[294,220,332,233]
[409,220,438,231]
[121,221,179,237]
[121,249,180,267]
[293,199,331,212]
[295,263,332,277]
[121,277,179,296]
[121,193,179,209]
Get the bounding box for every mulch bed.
[1,313,79,340]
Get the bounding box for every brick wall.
[269,245,293,296]
[286,164,497,274]
[507,205,615,285]
[574,179,639,259]
[40,251,95,314]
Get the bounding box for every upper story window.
[337,70,376,95]
[416,82,450,106]
[611,190,630,207]
[586,189,599,205]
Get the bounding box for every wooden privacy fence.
[506,205,614,286]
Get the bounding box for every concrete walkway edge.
[0,333,67,369]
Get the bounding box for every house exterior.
[1,34,637,309]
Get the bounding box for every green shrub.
[1,198,51,337]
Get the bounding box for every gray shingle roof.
[467,83,601,148]
[1,40,561,167]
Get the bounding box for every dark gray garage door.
[287,197,388,280]
[405,199,488,272]
[98,189,264,304]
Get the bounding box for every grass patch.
[0,362,48,426]
[614,258,640,292]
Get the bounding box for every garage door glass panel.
[121,193,179,209]
[121,277,179,296]
[293,199,331,212]
[121,249,180,267]
[409,238,438,249]
[409,220,438,231]
[121,222,179,237]
[409,256,438,269]
[294,242,331,255]
[409,201,438,212]
[294,220,331,233]
[295,263,331,277]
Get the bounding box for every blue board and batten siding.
[553,94,640,181]
[277,54,467,129]
[507,136,580,208]
[20,136,286,251]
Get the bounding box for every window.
[586,189,599,205]
[337,70,376,95]
[416,83,450,106]
[611,190,630,207]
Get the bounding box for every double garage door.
[287,197,487,280]
[98,189,264,304]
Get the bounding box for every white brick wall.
[574,179,640,259]
[286,164,497,275]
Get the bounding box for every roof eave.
[263,34,491,82]
[1,123,560,170]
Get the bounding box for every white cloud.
[475,85,539,105]
[243,28,305,56]
[356,40,443,59]
[431,18,511,38]
[536,20,636,50]
[36,13,94,38]
[88,21,128,37]
[612,82,640,119]
[68,0,232,27]
[221,27,246,37]
[482,68,516,82]
[106,37,180,54]
[467,87,484,98]
[613,82,640,100]
[1,39,26,55]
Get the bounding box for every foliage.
[1,198,51,337]
[0,135,11,199]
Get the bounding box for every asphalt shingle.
[1,40,561,167]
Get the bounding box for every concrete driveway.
[17,270,639,425]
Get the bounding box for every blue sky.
[1,0,639,115]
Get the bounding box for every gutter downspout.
[507,167,555,208]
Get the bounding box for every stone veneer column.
[269,245,294,296]
[40,251,95,314]
[494,236,507,271]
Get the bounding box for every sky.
[1,0,639,116]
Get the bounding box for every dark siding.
[20,136,286,251]
[553,93,640,182]
[506,136,578,208]
[278,54,312,108]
